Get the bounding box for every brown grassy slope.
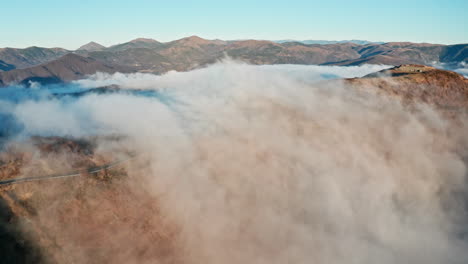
[344,64,468,109]
[0,54,130,86]
[0,137,178,264]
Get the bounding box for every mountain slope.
[107,38,163,52]
[0,47,69,70]
[86,48,172,73]
[324,54,414,66]
[440,44,468,62]
[0,53,129,86]
[157,36,227,70]
[0,60,15,71]
[275,39,384,45]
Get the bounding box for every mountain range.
[0,36,467,86]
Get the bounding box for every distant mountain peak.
[178,36,207,42]
[129,38,160,43]
[186,35,204,40]
[107,38,162,51]
[77,41,105,51]
[175,35,225,46]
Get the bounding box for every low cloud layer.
[434,61,468,77]
[1,62,467,263]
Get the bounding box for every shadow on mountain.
[51,85,170,102]
[52,85,122,97]
[0,196,47,264]
[0,60,15,72]
[20,77,62,87]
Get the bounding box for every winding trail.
[0,154,138,186]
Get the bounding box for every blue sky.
[2,0,467,49]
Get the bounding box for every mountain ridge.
[0,36,467,80]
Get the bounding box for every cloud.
[433,61,468,77]
[1,61,467,263]
[74,61,391,89]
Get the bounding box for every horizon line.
[1,35,467,50]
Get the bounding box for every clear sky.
[2,0,467,49]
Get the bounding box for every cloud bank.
[0,62,467,263]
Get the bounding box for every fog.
[1,61,467,263]
[434,61,468,77]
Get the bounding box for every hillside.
[0,54,130,86]
[106,38,163,52]
[344,64,468,109]
[0,47,69,70]
[0,60,15,71]
[0,137,176,263]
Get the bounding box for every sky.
[1,0,467,49]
